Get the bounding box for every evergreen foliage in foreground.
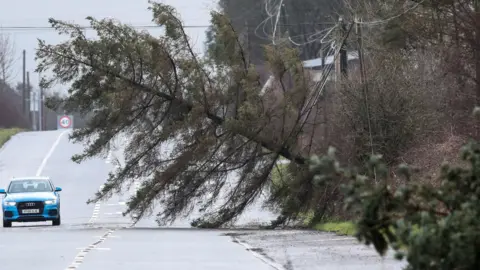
[309,109,480,269]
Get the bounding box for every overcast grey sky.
[0,0,215,92]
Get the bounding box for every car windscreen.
[7,180,53,193]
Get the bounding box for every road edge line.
[232,237,287,270]
[35,130,68,176]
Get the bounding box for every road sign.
[57,115,74,129]
[59,115,72,128]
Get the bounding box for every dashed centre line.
[66,229,116,270]
[66,145,139,269]
[66,147,137,269]
[104,212,123,215]
[87,185,104,226]
[107,202,126,206]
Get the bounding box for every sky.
[0,0,216,94]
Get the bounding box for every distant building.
[302,51,359,82]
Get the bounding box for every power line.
[0,25,209,31]
[0,22,336,32]
[355,0,425,25]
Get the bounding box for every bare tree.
[0,32,16,85]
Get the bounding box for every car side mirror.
[55,187,62,192]
[0,189,5,194]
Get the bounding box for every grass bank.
[313,220,416,253]
[313,221,356,236]
[0,128,24,148]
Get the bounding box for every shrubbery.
[309,108,480,269]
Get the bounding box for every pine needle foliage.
[36,1,325,227]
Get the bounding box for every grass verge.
[0,128,24,148]
[313,221,356,236]
[313,220,416,253]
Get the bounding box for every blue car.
[0,177,62,227]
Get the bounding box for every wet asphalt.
[0,130,406,270]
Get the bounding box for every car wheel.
[2,220,12,228]
[52,216,61,226]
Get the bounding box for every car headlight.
[44,200,56,205]
[3,201,16,206]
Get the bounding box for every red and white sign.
[59,115,72,128]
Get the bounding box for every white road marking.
[104,212,123,215]
[232,237,287,270]
[107,202,126,206]
[131,180,141,195]
[67,183,136,270]
[66,135,136,269]
[93,235,120,239]
[76,247,111,251]
[36,130,68,176]
[66,230,115,269]
[87,201,101,225]
[86,185,106,224]
[105,150,112,164]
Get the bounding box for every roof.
[302,51,359,68]
[10,176,51,181]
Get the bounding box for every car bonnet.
[4,192,56,202]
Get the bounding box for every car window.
[7,180,53,193]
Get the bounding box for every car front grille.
[17,201,45,215]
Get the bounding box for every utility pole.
[22,50,26,116]
[26,71,32,128]
[335,17,348,83]
[244,20,250,63]
[38,71,44,131]
[339,18,348,77]
[38,85,43,131]
[320,45,326,68]
[475,0,480,139]
[281,2,287,36]
[356,18,366,85]
[31,90,37,131]
[356,18,376,181]
[320,45,328,143]
[277,1,282,39]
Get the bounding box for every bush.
[330,51,445,166]
[309,134,480,269]
[268,159,336,226]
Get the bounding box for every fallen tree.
[36,2,339,227]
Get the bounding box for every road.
[0,130,406,270]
